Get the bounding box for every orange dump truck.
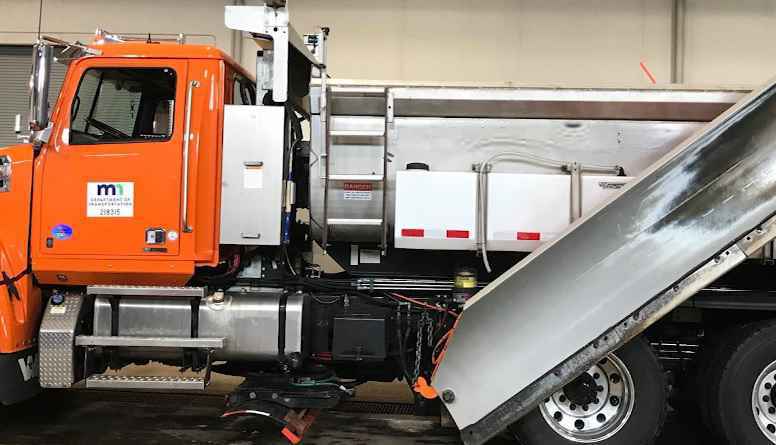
[5,4,776,445]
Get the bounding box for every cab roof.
[88,41,253,80]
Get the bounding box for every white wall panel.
[0,0,236,52]
[683,0,776,85]
[290,0,672,85]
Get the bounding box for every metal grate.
[86,375,206,391]
[335,401,416,416]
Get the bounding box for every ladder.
[319,71,390,255]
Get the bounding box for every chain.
[413,312,434,381]
[413,314,423,381]
[425,312,434,347]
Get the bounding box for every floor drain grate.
[336,401,416,415]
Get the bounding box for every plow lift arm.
[433,79,776,445]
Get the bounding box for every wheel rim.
[752,359,776,443]
[540,354,635,443]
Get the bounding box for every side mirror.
[29,43,52,132]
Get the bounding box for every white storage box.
[394,170,632,252]
[394,170,477,250]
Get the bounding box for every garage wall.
[288,0,673,85]
[683,0,776,85]
[0,0,237,50]
[0,1,774,87]
[0,46,66,146]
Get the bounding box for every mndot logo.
[96,183,126,196]
[87,181,134,217]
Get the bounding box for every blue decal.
[51,224,73,241]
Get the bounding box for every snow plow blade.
[433,79,776,445]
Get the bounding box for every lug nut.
[569,404,577,410]
[593,373,600,380]
[611,374,621,384]
[594,398,600,404]
[765,395,771,403]
[554,411,563,421]
[559,395,567,403]
[575,420,585,430]
[582,405,589,411]
[597,385,604,392]
[442,390,456,403]
[767,383,773,390]
[769,424,776,434]
[610,396,620,406]
[769,407,775,414]
[597,414,606,423]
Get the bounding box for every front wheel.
[511,337,666,445]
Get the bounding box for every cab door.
[38,59,188,257]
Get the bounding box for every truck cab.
[31,42,254,285]
[0,37,266,404]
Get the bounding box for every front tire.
[511,337,666,445]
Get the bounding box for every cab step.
[87,285,205,298]
[85,375,206,390]
[75,335,225,349]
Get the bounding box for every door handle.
[182,80,200,233]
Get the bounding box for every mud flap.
[0,347,40,405]
[433,79,776,445]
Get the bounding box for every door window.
[70,68,176,144]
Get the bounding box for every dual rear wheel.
[697,320,776,444]
[511,320,776,445]
[511,337,667,445]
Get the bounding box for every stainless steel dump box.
[310,82,747,253]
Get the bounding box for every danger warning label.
[343,182,372,201]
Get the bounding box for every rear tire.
[693,324,748,440]
[511,337,666,445]
[704,320,776,444]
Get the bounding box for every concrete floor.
[0,382,704,445]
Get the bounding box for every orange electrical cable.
[432,315,461,378]
[390,293,458,317]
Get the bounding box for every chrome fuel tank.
[93,287,306,361]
